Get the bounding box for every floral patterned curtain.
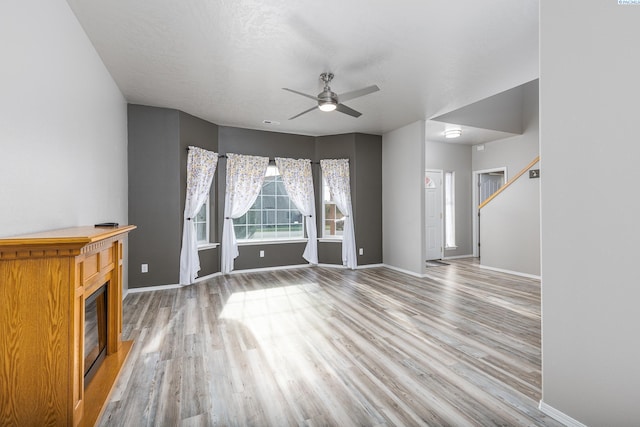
[320,159,357,269]
[179,146,218,284]
[275,157,318,264]
[221,153,270,274]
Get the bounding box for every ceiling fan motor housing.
[318,89,338,106]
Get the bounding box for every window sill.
[445,246,458,250]
[237,239,307,246]
[198,243,220,251]
[318,238,343,242]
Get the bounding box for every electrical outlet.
[259,250,265,258]
[141,263,148,273]
[359,248,364,255]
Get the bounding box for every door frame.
[472,167,507,257]
[425,169,444,261]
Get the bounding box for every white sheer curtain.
[179,146,218,285]
[320,159,357,269]
[221,153,269,274]
[275,157,318,264]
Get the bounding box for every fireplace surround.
[0,225,135,426]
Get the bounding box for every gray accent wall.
[128,106,181,287]
[128,105,218,288]
[128,115,382,285]
[316,133,383,266]
[540,1,639,424]
[217,126,315,270]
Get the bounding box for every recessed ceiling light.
[444,129,462,139]
[262,120,280,125]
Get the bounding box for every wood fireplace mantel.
[0,225,136,426]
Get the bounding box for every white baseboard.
[229,263,311,274]
[127,283,184,294]
[539,401,588,427]
[357,263,385,269]
[479,264,541,280]
[317,263,345,269]
[125,262,391,294]
[443,254,475,260]
[127,271,222,294]
[382,264,426,278]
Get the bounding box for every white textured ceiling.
[65,0,539,137]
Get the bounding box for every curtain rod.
[185,148,321,164]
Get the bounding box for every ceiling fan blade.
[288,105,318,120]
[338,85,380,102]
[335,103,362,118]
[282,88,319,101]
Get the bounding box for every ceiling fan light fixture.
[319,102,337,112]
[444,129,462,139]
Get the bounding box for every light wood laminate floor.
[98,259,561,426]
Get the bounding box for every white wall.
[540,1,640,425]
[382,121,425,274]
[425,139,473,258]
[473,80,540,276]
[0,0,128,238]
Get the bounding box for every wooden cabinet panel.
[0,226,135,427]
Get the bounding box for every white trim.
[479,264,541,280]
[126,272,223,294]
[357,263,384,270]
[237,239,307,246]
[538,401,588,427]
[229,264,311,274]
[197,242,220,251]
[317,263,346,269]
[382,264,426,278]
[443,254,475,260]
[127,283,184,294]
[318,238,342,243]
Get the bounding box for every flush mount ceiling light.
[444,129,462,139]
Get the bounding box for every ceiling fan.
[283,72,379,120]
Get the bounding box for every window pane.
[195,204,207,221]
[263,181,276,195]
[262,195,276,209]
[275,181,287,196]
[246,225,259,239]
[445,171,456,248]
[276,210,290,224]
[234,225,247,240]
[235,168,305,242]
[252,196,262,210]
[276,195,289,209]
[263,210,275,225]
[247,210,261,225]
[235,214,247,225]
[291,211,303,224]
[196,223,206,242]
[290,223,304,238]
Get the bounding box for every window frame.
[234,165,306,244]
[320,174,345,240]
[194,195,211,248]
[444,171,457,249]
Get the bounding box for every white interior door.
[425,170,443,261]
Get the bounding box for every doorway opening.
[472,167,507,258]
